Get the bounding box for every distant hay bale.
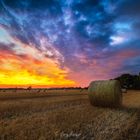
[122,88,127,93]
[88,80,122,107]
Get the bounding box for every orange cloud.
[0,39,76,88]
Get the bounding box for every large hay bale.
[88,80,122,107]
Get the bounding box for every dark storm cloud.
[1,0,29,8]
[2,0,62,16]
[117,0,140,17]
[72,0,116,42]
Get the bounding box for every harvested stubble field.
[0,89,139,140]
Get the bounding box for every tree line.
[114,73,140,90]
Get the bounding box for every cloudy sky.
[0,0,140,87]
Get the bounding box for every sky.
[0,0,140,87]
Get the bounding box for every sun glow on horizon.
[0,36,76,87]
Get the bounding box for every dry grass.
[0,89,139,140]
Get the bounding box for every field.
[0,89,139,140]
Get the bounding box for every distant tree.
[14,87,17,93]
[27,86,32,90]
[115,73,140,90]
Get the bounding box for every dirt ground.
[0,89,139,140]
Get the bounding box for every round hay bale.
[88,80,122,107]
[122,88,127,93]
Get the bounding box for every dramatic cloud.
[0,0,140,87]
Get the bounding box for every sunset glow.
[0,37,76,87]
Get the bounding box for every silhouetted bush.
[115,73,140,90]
